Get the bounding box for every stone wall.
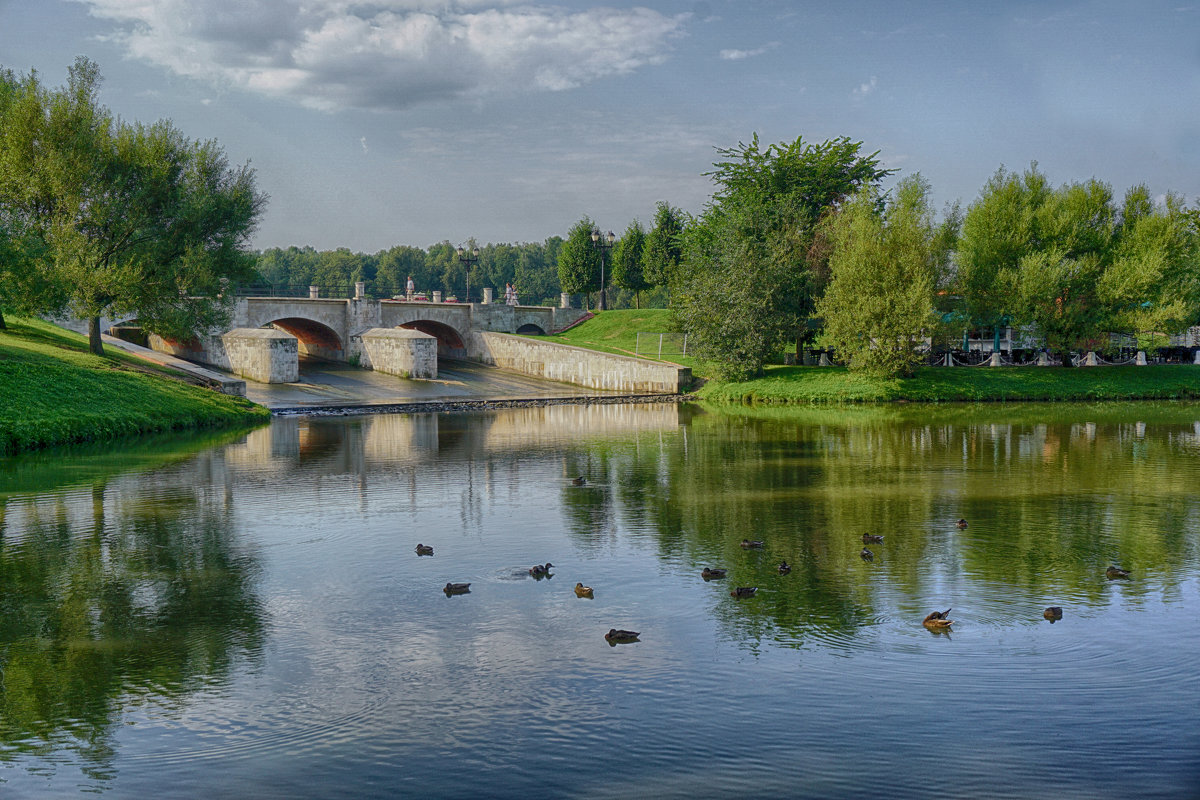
[358,328,437,378]
[221,328,299,383]
[478,332,691,393]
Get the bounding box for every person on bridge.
[406,275,415,300]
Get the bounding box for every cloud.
[718,42,779,61]
[72,0,688,112]
[360,136,368,153]
[854,76,878,96]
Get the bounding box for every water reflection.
[1,401,1198,797]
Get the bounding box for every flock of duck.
[415,514,1136,640]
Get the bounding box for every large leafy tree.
[611,220,648,308]
[673,134,893,378]
[818,175,948,378]
[556,216,601,306]
[0,58,265,355]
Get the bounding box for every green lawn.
[0,317,270,455]
[694,363,1200,404]
[538,309,697,367]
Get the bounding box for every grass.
[538,308,697,367]
[694,363,1200,404]
[0,317,270,455]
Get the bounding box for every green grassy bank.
[695,363,1200,404]
[0,318,270,456]
[540,310,1200,404]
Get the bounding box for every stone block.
[221,328,299,383]
[360,327,437,379]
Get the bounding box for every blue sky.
[2,0,1197,252]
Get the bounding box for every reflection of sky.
[5,405,1200,797]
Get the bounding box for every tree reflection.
[585,402,1200,648]
[0,470,264,779]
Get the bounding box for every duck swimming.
[1106,566,1131,579]
[1043,606,1063,621]
[701,567,727,580]
[955,519,969,529]
[572,476,587,486]
[923,609,953,628]
[741,539,765,549]
[529,562,554,577]
[605,629,640,643]
[443,582,471,595]
[860,548,874,561]
[574,582,594,598]
[415,544,434,556]
[730,586,758,598]
[778,560,791,575]
[862,534,884,544]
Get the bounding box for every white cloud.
[854,75,878,96]
[718,42,778,61]
[72,0,687,112]
[360,136,368,153]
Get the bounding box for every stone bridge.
[146,296,590,383]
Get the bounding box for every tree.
[673,134,893,378]
[0,58,265,355]
[642,201,685,287]
[557,217,601,306]
[611,220,648,308]
[818,175,946,378]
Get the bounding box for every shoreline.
[270,393,695,416]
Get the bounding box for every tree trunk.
[88,315,105,356]
[0,310,6,330]
[635,291,640,310]
[1057,349,1073,367]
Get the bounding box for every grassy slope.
[0,318,270,455]
[540,309,696,366]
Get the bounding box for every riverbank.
[694,363,1200,404]
[0,318,270,456]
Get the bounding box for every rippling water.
[1,403,1199,798]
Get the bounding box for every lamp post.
[456,245,479,303]
[590,228,615,311]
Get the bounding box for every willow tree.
[0,58,265,355]
[818,175,946,378]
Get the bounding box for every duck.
[529,562,554,577]
[922,609,953,628]
[860,548,874,561]
[1043,606,1063,621]
[443,582,471,595]
[605,629,640,643]
[730,586,758,598]
[572,476,587,486]
[414,544,434,556]
[955,519,969,529]
[741,539,765,549]
[701,567,728,580]
[1106,565,1131,579]
[778,560,791,575]
[574,582,595,598]
[862,534,884,544]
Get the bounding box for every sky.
[2,0,1198,253]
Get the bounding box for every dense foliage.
[673,134,893,380]
[0,58,265,355]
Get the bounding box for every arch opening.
[515,323,546,335]
[399,320,467,359]
[268,317,344,360]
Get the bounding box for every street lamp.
[456,245,479,303]
[590,228,615,311]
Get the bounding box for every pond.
[1,402,1199,798]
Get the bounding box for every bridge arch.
[515,323,546,335]
[398,320,467,359]
[267,317,344,360]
